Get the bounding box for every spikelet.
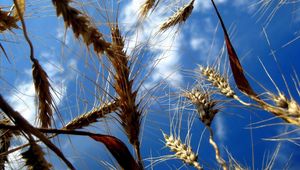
[162,132,202,170]
[0,9,19,32]
[64,100,119,130]
[32,59,53,128]
[52,0,110,54]
[183,88,218,126]
[139,0,156,18]
[22,141,52,170]
[159,0,195,31]
[200,65,235,98]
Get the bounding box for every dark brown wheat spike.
[0,9,19,32]
[21,141,52,170]
[52,0,110,54]
[32,59,53,128]
[159,0,195,31]
[64,100,119,130]
[107,24,143,165]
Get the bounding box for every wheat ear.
[159,0,195,31]
[183,88,218,126]
[0,9,19,32]
[200,65,251,106]
[22,141,52,170]
[162,132,202,170]
[64,100,119,130]
[32,59,54,128]
[139,0,157,18]
[107,24,143,166]
[52,0,110,54]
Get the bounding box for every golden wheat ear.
[32,59,54,128]
[107,24,144,166]
[21,141,52,170]
[162,132,203,170]
[64,99,119,130]
[139,0,158,19]
[159,0,195,31]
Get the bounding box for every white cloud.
[121,0,184,88]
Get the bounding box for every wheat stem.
[207,126,227,170]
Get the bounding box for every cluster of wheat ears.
[0,0,299,169]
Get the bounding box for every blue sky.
[1,0,300,169]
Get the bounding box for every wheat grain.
[52,0,110,54]
[21,141,52,170]
[159,0,195,31]
[64,100,119,130]
[162,132,202,170]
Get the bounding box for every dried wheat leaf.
[210,0,257,98]
[90,135,141,170]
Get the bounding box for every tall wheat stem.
[207,126,227,170]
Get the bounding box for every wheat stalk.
[21,141,52,170]
[162,132,202,170]
[52,0,110,54]
[159,0,195,31]
[64,100,119,130]
[207,126,228,170]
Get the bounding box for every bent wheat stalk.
[207,126,227,170]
